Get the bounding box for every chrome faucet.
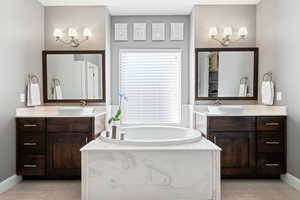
[80,100,87,106]
[214,99,222,105]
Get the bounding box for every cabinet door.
[47,132,89,177]
[209,132,256,177]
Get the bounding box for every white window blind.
[120,49,181,124]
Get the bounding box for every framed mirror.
[195,48,258,100]
[43,50,106,103]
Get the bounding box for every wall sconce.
[53,28,92,48]
[209,26,248,47]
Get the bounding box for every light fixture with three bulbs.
[208,26,248,47]
[53,28,92,48]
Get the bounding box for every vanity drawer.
[47,118,92,133]
[19,155,45,176]
[17,118,45,132]
[19,135,45,154]
[257,117,285,131]
[257,133,283,153]
[208,117,256,132]
[257,153,284,175]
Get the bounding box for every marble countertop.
[15,106,107,118]
[193,105,287,116]
[81,137,221,151]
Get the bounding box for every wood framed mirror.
[43,50,106,103]
[195,48,258,100]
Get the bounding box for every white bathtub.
[99,126,202,146]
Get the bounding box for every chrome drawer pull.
[265,163,279,167]
[265,122,279,126]
[265,141,280,145]
[23,143,38,146]
[23,164,37,168]
[23,124,37,127]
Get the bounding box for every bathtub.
[81,127,221,200]
[99,126,202,146]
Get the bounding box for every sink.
[208,105,245,114]
[58,107,95,116]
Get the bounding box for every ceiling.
[38,0,261,15]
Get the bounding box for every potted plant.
[108,92,128,139]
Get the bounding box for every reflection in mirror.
[44,51,105,102]
[196,48,258,100]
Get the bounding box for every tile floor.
[0,179,299,200]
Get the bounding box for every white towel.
[54,85,63,99]
[27,83,41,107]
[262,81,274,105]
[239,83,248,97]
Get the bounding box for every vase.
[111,121,120,139]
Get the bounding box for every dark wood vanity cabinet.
[16,115,106,178]
[197,115,286,178]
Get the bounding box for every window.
[120,49,181,124]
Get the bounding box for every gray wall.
[45,6,106,50]
[257,0,300,179]
[111,16,190,105]
[192,5,257,105]
[0,0,44,181]
[194,5,256,48]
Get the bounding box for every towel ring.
[52,78,61,86]
[263,72,272,81]
[240,77,248,84]
[28,74,39,84]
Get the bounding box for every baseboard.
[0,175,22,194]
[281,173,300,191]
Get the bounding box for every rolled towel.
[27,83,41,106]
[239,83,248,97]
[54,85,63,99]
[262,81,274,105]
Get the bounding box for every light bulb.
[53,28,63,38]
[238,27,248,37]
[209,27,218,38]
[68,28,78,38]
[83,28,92,38]
[223,27,233,37]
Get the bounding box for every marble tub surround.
[194,105,287,116]
[15,106,106,118]
[81,138,221,200]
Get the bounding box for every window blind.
[120,49,182,124]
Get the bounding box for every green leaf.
[114,109,121,119]
[108,117,114,124]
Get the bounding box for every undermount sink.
[208,105,245,114]
[57,107,95,116]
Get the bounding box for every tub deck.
[81,138,221,200]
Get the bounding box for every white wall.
[0,0,44,181]
[43,6,110,105]
[45,6,106,50]
[110,16,190,105]
[192,5,257,105]
[194,5,257,48]
[257,0,300,179]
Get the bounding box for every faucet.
[80,100,87,106]
[214,99,222,106]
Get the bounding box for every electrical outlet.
[20,93,25,103]
[276,92,282,101]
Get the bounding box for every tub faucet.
[214,100,222,105]
[80,100,87,106]
[120,133,125,141]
